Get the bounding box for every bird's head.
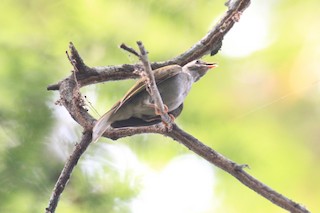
[183,60,218,82]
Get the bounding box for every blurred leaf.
[0,0,319,212]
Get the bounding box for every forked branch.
[45,0,310,212]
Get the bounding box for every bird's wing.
[111,64,182,114]
[110,103,184,128]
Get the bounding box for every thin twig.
[46,131,92,213]
[166,125,310,213]
[46,0,251,91]
[136,41,173,126]
[46,0,310,212]
[120,43,140,57]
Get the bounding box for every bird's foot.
[161,113,175,131]
[151,104,173,131]
[168,114,175,123]
[155,104,169,115]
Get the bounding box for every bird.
[92,60,217,142]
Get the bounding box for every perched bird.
[92,60,217,142]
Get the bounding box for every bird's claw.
[161,113,175,132]
[152,104,174,131]
[155,104,169,115]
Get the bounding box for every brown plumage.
[92,60,217,142]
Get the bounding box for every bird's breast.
[158,72,193,111]
[112,72,194,122]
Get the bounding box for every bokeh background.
[1,0,319,212]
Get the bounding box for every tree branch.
[166,125,310,213]
[136,41,173,126]
[47,0,250,91]
[45,0,310,212]
[119,43,140,57]
[46,131,92,213]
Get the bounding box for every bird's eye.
[195,60,200,64]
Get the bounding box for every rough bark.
[46,1,310,213]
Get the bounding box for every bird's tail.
[92,111,112,142]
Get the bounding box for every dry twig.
[45,0,310,213]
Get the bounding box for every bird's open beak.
[206,62,218,69]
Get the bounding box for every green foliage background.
[0,0,319,212]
